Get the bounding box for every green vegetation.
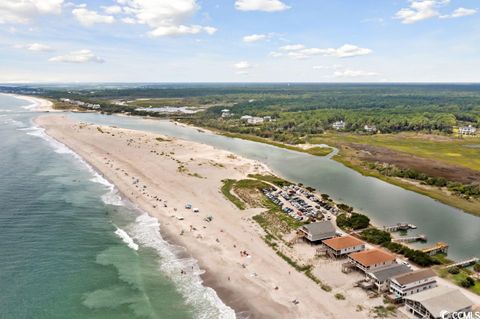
[359,228,438,267]
[222,132,332,157]
[336,213,370,230]
[155,137,170,142]
[360,228,391,244]
[220,179,246,210]
[474,263,480,272]
[368,162,480,199]
[371,305,397,318]
[248,174,292,187]
[334,293,346,300]
[438,267,480,295]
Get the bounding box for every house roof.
[405,286,473,317]
[323,235,365,250]
[349,249,395,267]
[368,263,411,283]
[301,221,336,241]
[392,268,436,286]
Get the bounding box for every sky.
[0,0,479,83]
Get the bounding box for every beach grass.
[248,174,292,187]
[221,179,246,210]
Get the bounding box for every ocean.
[0,94,235,319]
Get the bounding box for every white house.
[240,115,253,121]
[459,125,477,135]
[322,235,365,258]
[389,268,437,300]
[332,121,346,130]
[364,124,377,133]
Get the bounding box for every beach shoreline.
[1,93,55,112]
[36,114,376,319]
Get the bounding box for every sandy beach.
[2,93,55,112]
[35,114,388,319]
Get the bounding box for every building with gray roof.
[404,286,473,319]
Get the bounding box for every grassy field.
[309,132,480,172]
[437,267,480,295]
[307,132,480,216]
[222,132,333,156]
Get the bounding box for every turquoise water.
[0,95,235,319]
[70,112,480,262]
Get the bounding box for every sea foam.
[129,213,236,319]
[23,122,236,319]
[114,227,139,251]
[22,124,124,207]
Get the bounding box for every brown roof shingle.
[392,268,436,285]
[323,235,365,250]
[349,249,395,267]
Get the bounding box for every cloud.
[393,0,475,23]
[234,61,252,69]
[49,49,105,63]
[234,61,253,74]
[313,64,342,70]
[440,7,477,19]
[102,5,122,15]
[114,0,216,37]
[274,43,372,59]
[243,34,267,43]
[14,43,53,52]
[333,68,379,77]
[0,0,63,24]
[73,7,115,26]
[235,0,290,12]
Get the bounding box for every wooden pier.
[445,257,479,269]
[383,223,417,232]
[393,234,427,243]
[421,242,449,256]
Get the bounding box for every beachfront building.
[299,221,336,243]
[332,121,346,130]
[322,235,366,258]
[348,249,396,273]
[459,125,477,135]
[366,263,411,292]
[404,286,473,319]
[389,269,437,300]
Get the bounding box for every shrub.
[460,277,475,288]
[361,228,391,245]
[334,293,346,300]
[448,266,460,275]
[474,263,480,273]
